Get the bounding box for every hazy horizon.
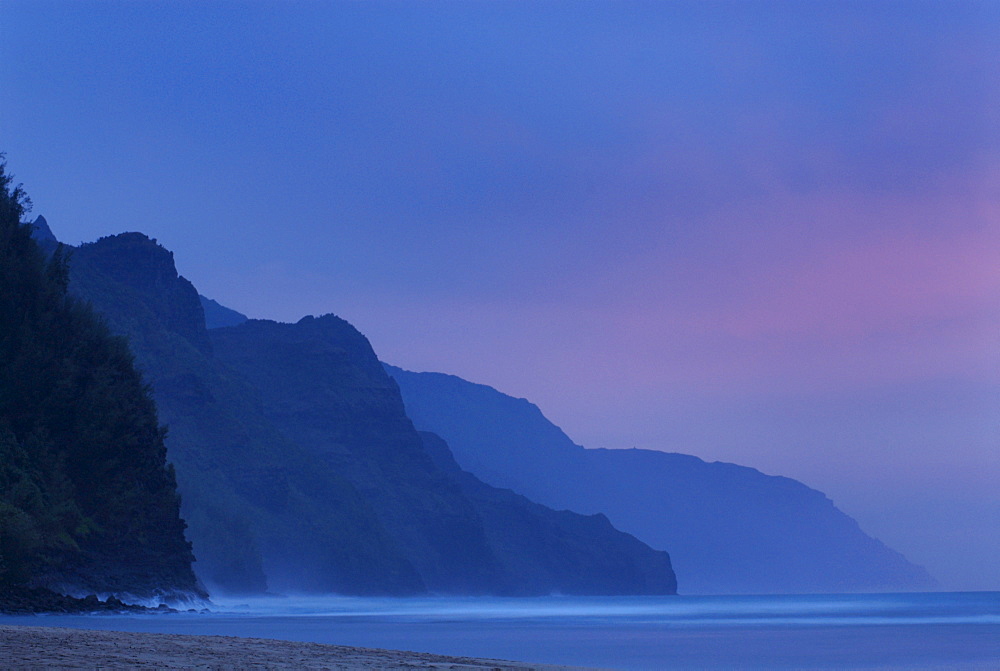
[2,1,997,590]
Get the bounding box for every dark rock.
[0,587,151,614]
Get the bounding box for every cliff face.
[211,316,676,595]
[419,431,676,595]
[0,179,199,599]
[74,233,212,354]
[211,316,505,593]
[386,365,938,595]
[69,233,422,595]
[66,230,675,596]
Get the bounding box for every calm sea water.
[2,592,998,669]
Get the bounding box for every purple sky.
[2,1,997,590]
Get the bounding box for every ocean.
[2,591,998,669]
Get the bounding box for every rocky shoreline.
[0,586,164,615]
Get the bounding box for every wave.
[203,591,1000,627]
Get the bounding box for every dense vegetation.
[0,159,199,597]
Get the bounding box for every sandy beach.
[0,625,588,670]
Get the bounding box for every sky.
[2,1,998,590]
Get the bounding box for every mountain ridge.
[211,315,676,595]
[52,222,675,596]
[384,363,937,594]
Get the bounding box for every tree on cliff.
[0,156,200,596]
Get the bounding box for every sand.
[0,625,589,670]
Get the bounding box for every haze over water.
[4,593,998,669]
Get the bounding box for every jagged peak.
[29,214,57,244]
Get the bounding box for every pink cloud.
[564,182,1000,396]
[704,226,999,341]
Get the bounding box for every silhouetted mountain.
[419,431,676,595]
[211,316,676,595]
[59,226,675,596]
[209,316,505,593]
[29,214,56,246]
[69,233,421,595]
[199,294,247,329]
[0,167,200,600]
[385,365,938,594]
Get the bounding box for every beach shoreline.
[0,624,588,670]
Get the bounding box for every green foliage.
[0,156,197,594]
[0,154,31,223]
[0,427,86,586]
